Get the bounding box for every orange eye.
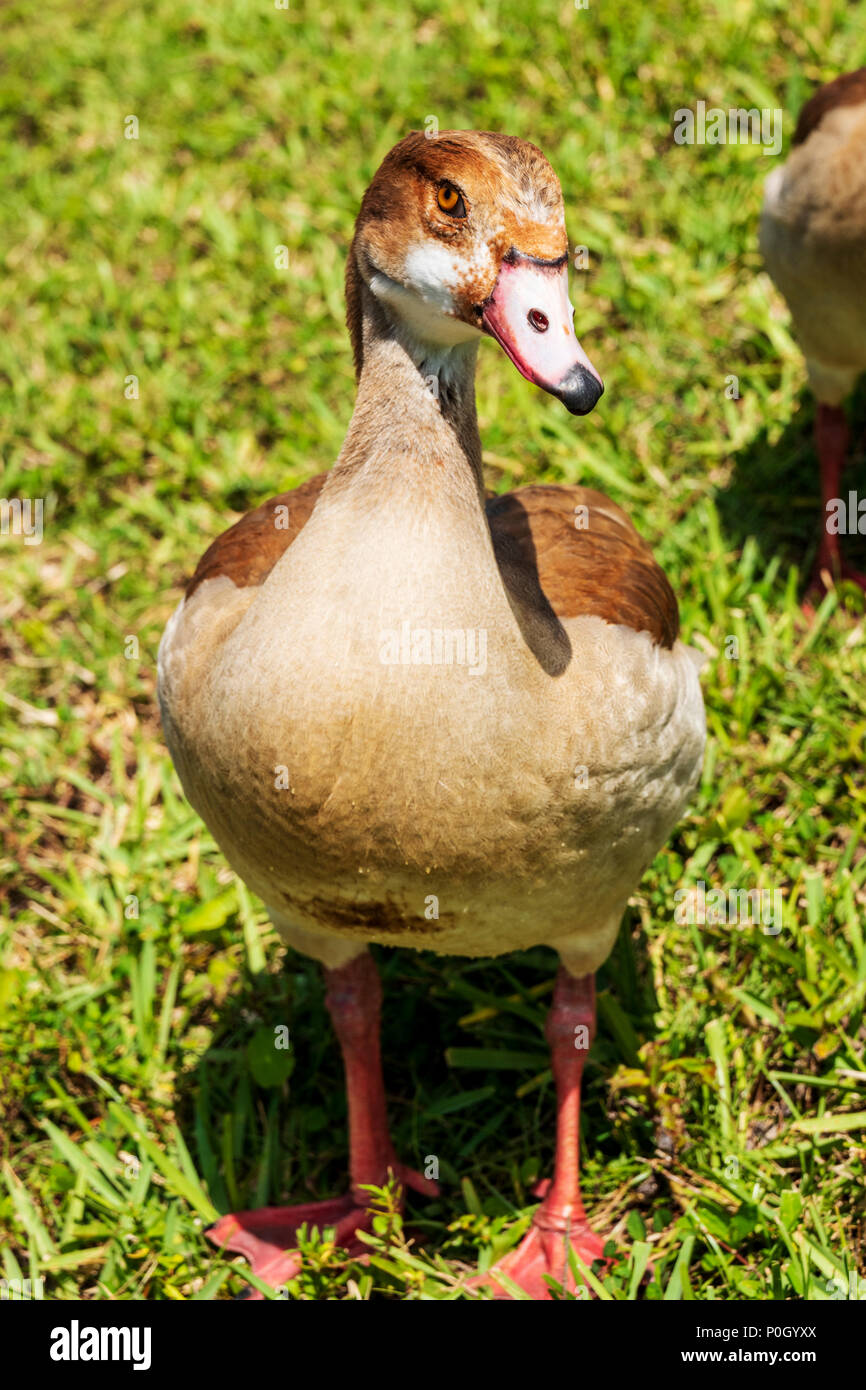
[437,182,466,217]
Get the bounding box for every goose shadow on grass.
[715,381,866,585]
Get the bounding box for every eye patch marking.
[437,182,468,218]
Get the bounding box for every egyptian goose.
[760,68,866,593]
[158,131,706,1299]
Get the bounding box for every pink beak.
[481,252,603,415]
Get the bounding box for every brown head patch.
[793,67,866,146]
[346,130,568,375]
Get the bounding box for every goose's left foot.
[470,966,609,1300]
[474,1200,609,1299]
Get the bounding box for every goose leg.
[473,966,607,1300]
[206,951,437,1297]
[809,403,864,595]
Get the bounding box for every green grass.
[2,0,866,1301]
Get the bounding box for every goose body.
[760,70,866,588]
[158,130,705,1297]
[160,477,703,974]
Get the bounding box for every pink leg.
[473,967,607,1300]
[206,952,437,1297]
[807,403,866,597]
[814,404,847,579]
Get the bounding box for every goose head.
[348,130,604,415]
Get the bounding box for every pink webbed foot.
[206,1164,437,1299]
[467,969,610,1300]
[470,1184,610,1301]
[475,1218,609,1300]
[206,1195,362,1295]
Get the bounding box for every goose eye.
[437,183,466,217]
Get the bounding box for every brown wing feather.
[486,484,679,648]
[185,472,328,600]
[793,67,866,146]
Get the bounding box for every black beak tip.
[559,365,604,416]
